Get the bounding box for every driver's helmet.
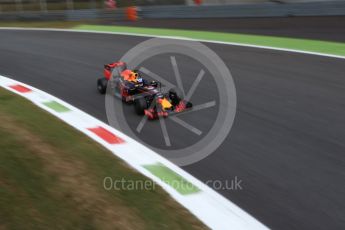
[121,70,140,83]
[133,71,143,84]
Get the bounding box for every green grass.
[0,88,206,230]
[1,21,343,57]
[74,25,345,57]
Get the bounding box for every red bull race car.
[97,62,192,119]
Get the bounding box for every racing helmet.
[132,70,143,83]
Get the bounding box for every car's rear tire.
[97,78,108,94]
[134,97,148,115]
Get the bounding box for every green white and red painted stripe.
[0,75,267,230]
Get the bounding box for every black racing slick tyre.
[134,97,148,115]
[97,78,108,94]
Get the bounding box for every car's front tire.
[97,78,108,94]
[134,97,148,115]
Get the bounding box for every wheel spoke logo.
[105,38,237,166]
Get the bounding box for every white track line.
[0,27,344,60]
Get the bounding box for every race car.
[97,61,192,119]
[97,62,159,101]
[136,90,193,120]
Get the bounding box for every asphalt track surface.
[1,30,345,229]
